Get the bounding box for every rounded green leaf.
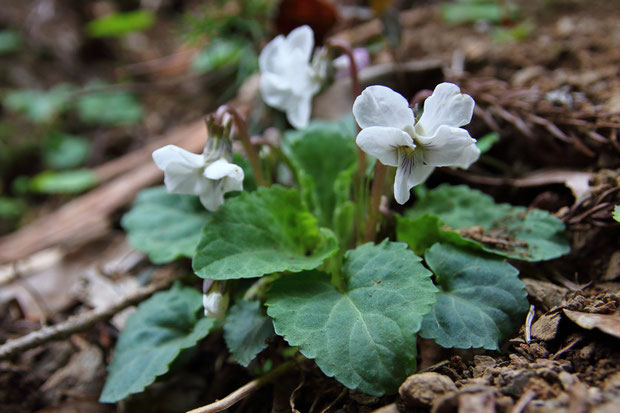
[100,283,214,403]
[405,184,570,261]
[283,118,358,228]
[266,241,437,396]
[193,185,338,280]
[122,186,211,264]
[223,300,275,367]
[420,243,528,350]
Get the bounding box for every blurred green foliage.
[76,84,143,126]
[42,133,91,170]
[28,169,98,194]
[183,0,276,44]
[0,29,22,55]
[86,10,156,38]
[476,132,500,154]
[441,0,519,24]
[3,84,75,123]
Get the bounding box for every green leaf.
[193,185,338,280]
[122,186,211,264]
[0,197,26,222]
[100,283,214,402]
[29,169,97,194]
[420,243,528,350]
[191,38,246,74]
[3,84,75,123]
[224,300,275,367]
[86,10,155,38]
[405,184,570,261]
[0,30,22,55]
[613,205,619,222]
[441,1,519,24]
[266,241,437,396]
[76,85,143,126]
[475,132,500,154]
[397,214,481,256]
[43,133,91,170]
[283,118,358,228]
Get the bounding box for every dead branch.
[0,269,178,360]
[186,356,306,413]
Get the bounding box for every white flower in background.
[259,25,326,129]
[333,47,370,78]
[152,138,244,211]
[203,289,229,320]
[353,83,479,204]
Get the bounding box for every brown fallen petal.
[563,309,620,339]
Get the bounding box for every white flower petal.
[416,82,474,137]
[203,291,229,320]
[152,145,207,195]
[222,174,244,193]
[204,158,244,181]
[408,152,435,187]
[419,125,476,167]
[356,126,414,167]
[152,145,205,170]
[200,187,225,212]
[260,73,291,109]
[286,94,312,129]
[394,152,413,205]
[285,25,314,62]
[258,35,285,74]
[451,142,481,169]
[353,85,415,130]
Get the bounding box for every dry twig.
[0,270,179,360]
[186,356,306,413]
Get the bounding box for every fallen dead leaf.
[563,309,620,339]
[531,310,563,341]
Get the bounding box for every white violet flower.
[259,25,326,129]
[353,82,480,204]
[152,137,244,212]
[203,289,229,320]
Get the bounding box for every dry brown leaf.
[563,309,620,339]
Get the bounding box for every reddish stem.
[217,105,267,187]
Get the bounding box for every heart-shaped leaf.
[122,186,210,264]
[224,300,275,367]
[405,184,570,261]
[420,243,528,350]
[100,283,214,402]
[193,185,338,280]
[266,241,437,396]
[283,118,358,229]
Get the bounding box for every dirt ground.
[0,1,618,412]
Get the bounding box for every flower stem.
[325,38,367,186]
[325,38,362,99]
[217,105,267,187]
[364,162,387,243]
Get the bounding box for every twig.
[0,271,178,360]
[511,389,537,413]
[319,387,347,413]
[525,305,535,344]
[186,355,306,413]
[552,336,583,360]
